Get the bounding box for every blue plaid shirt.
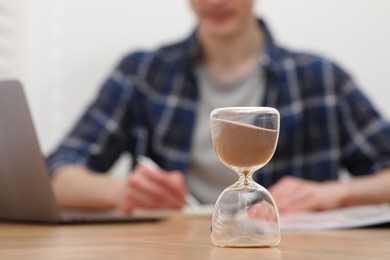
[47,20,390,188]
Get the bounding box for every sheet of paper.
[281,204,390,231]
[133,204,390,231]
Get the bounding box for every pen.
[136,155,201,208]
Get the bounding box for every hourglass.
[210,107,281,247]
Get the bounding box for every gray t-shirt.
[187,63,265,204]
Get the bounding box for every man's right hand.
[111,164,188,212]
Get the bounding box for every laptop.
[0,80,161,224]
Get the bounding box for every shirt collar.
[182,18,283,75]
[259,19,283,74]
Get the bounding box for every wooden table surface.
[0,218,389,260]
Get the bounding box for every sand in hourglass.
[211,118,278,173]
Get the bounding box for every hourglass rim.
[211,106,279,116]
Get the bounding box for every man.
[47,0,390,213]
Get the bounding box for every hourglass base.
[212,235,280,248]
[211,180,281,248]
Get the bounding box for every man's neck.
[198,18,263,84]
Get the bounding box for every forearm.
[339,168,390,207]
[51,165,122,210]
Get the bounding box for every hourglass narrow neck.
[237,169,255,186]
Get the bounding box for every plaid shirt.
[47,20,390,188]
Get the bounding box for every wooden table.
[0,218,389,260]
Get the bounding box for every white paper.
[133,204,390,231]
[281,204,390,231]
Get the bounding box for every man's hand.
[111,164,188,212]
[268,176,347,214]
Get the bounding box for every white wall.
[1,0,390,170]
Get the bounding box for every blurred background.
[1,0,389,173]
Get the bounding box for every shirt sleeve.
[46,56,138,176]
[337,70,390,175]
